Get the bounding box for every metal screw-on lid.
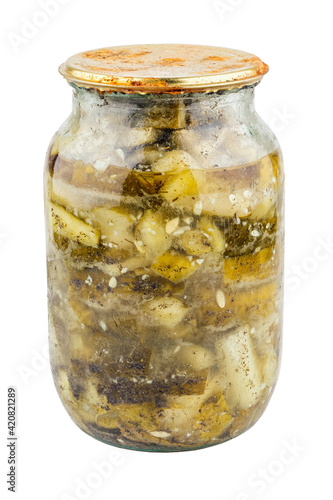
[59,44,268,94]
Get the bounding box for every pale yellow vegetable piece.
[152,150,198,173]
[135,210,170,259]
[91,206,134,249]
[180,217,224,256]
[196,217,225,253]
[258,155,275,188]
[216,325,263,411]
[260,344,278,387]
[151,251,199,283]
[176,343,216,371]
[50,202,100,247]
[142,296,188,329]
[224,247,277,284]
[160,170,199,210]
[95,411,118,430]
[181,229,211,256]
[107,256,149,277]
[190,170,252,218]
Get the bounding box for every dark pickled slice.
[53,233,70,251]
[129,100,187,130]
[122,170,168,196]
[220,215,277,257]
[75,333,152,376]
[68,268,184,309]
[70,244,131,267]
[96,369,208,405]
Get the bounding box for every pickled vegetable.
[46,89,283,451]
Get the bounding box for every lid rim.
[59,44,269,94]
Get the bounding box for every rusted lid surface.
[59,44,268,93]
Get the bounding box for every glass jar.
[44,45,284,452]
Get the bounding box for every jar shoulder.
[45,107,282,175]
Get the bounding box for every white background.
[1,1,332,499]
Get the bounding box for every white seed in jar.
[193,200,203,215]
[251,229,261,237]
[229,194,237,204]
[109,277,117,288]
[243,190,253,199]
[196,259,205,265]
[120,267,128,274]
[93,157,110,172]
[99,320,107,331]
[142,274,149,280]
[150,431,171,439]
[85,275,93,286]
[183,217,193,225]
[216,289,226,309]
[134,239,145,253]
[165,217,179,234]
[172,225,191,236]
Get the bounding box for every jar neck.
[70,84,257,126]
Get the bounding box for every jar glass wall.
[45,47,284,452]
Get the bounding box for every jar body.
[45,86,284,451]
